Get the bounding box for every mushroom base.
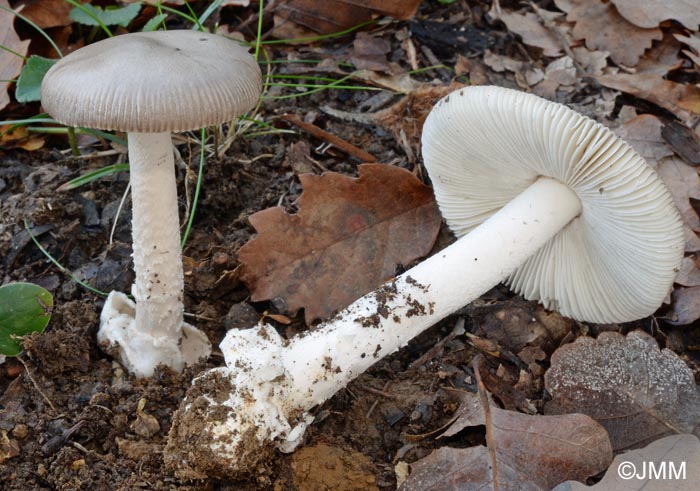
[98,291,211,378]
[164,325,313,480]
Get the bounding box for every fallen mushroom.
[41,31,261,377]
[165,86,684,479]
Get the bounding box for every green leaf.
[70,2,142,27]
[16,55,57,103]
[58,163,129,191]
[0,282,53,356]
[142,13,168,32]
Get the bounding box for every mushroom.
[165,86,684,478]
[41,31,262,377]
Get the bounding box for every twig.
[17,357,56,414]
[279,114,378,162]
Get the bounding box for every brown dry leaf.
[670,287,700,325]
[554,0,662,67]
[350,32,391,73]
[483,50,544,89]
[675,33,700,67]
[0,0,31,111]
[400,400,611,490]
[613,114,674,170]
[16,0,73,28]
[273,0,421,37]
[0,125,45,151]
[545,331,700,451]
[238,164,441,323]
[596,36,700,122]
[610,0,700,30]
[677,256,700,287]
[598,75,700,125]
[491,8,564,57]
[290,444,377,491]
[662,120,700,167]
[657,157,700,233]
[553,434,700,490]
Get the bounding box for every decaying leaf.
[400,396,611,490]
[662,120,700,167]
[553,434,700,490]
[675,33,700,68]
[596,37,700,122]
[0,125,45,151]
[15,0,73,28]
[677,256,700,287]
[657,157,700,233]
[669,286,700,325]
[491,8,564,57]
[273,0,421,38]
[238,164,441,323]
[554,0,662,67]
[610,0,700,30]
[0,0,31,111]
[612,115,673,170]
[545,331,700,451]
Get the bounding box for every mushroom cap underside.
[421,85,684,323]
[41,30,262,133]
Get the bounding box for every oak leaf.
[613,115,673,170]
[554,0,661,67]
[545,331,700,451]
[0,0,30,111]
[491,8,564,57]
[238,164,441,323]
[15,0,73,28]
[554,434,700,490]
[272,0,421,38]
[670,286,700,325]
[400,393,611,490]
[657,157,700,233]
[596,36,700,122]
[610,0,700,30]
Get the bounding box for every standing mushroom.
[165,86,684,478]
[41,31,262,377]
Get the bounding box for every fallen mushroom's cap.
[421,86,684,323]
[41,30,261,133]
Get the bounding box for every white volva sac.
[166,86,684,478]
[41,30,262,377]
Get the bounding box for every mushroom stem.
[97,132,211,377]
[266,176,582,409]
[128,132,185,339]
[166,177,582,477]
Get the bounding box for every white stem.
[279,176,581,409]
[98,133,211,377]
[167,177,582,475]
[129,132,185,339]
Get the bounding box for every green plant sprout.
[0,282,53,358]
[23,220,108,298]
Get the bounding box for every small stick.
[279,114,378,163]
[18,357,56,414]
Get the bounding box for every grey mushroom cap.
[421,85,684,323]
[41,30,261,133]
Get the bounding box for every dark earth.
[2,1,700,490]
